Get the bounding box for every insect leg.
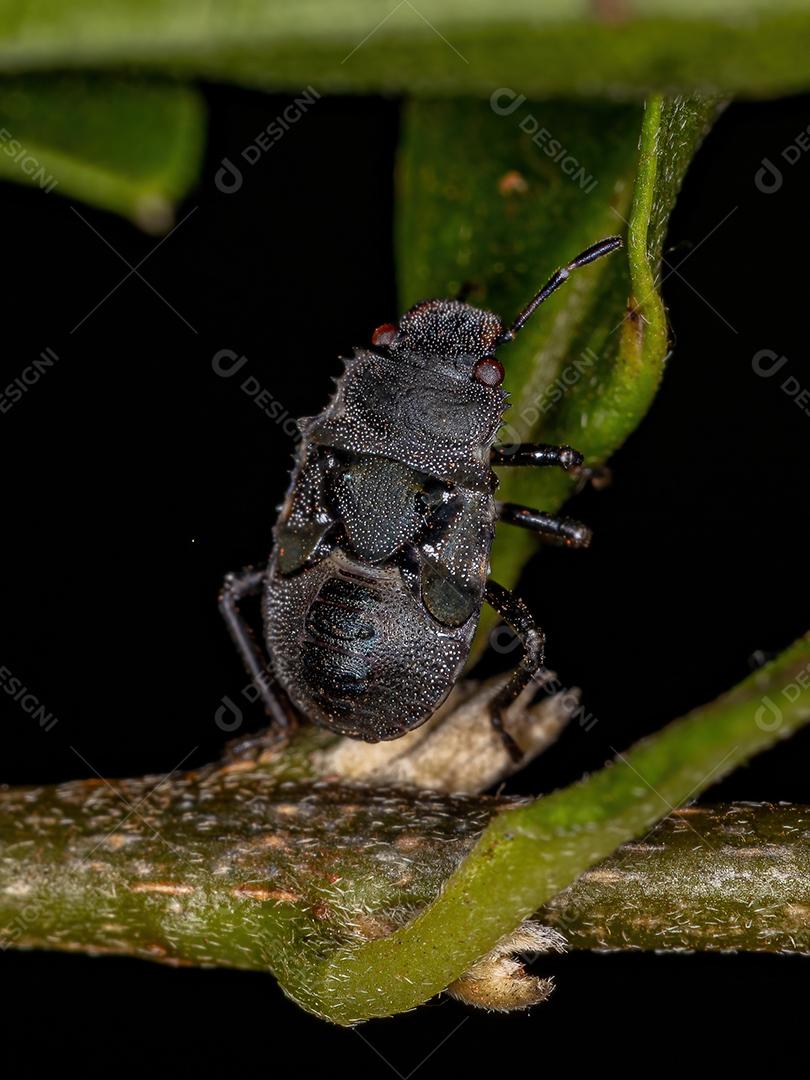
[491,443,583,470]
[484,580,546,762]
[496,502,592,549]
[492,444,611,492]
[218,566,297,736]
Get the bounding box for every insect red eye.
[371,323,398,346]
[473,356,505,387]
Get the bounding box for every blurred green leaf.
[0,74,204,229]
[0,2,808,97]
[397,94,720,654]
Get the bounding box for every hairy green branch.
[540,803,810,955]
[306,636,810,1022]
[1,638,808,1023]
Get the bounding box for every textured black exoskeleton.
[220,236,622,759]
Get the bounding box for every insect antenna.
[497,235,623,344]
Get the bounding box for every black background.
[1,86,808,1071]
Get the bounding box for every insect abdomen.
[264,553,475,742]
[302,576,378,708]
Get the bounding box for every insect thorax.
[300,349,507,491]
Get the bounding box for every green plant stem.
[309,635,810,1022]
[1,637,807,1023]
[2,795,806,966]
[539,803,810,955]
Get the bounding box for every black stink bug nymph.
[220,236,622,760]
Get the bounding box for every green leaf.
[0,73,205,229]
[0,2,808,97]
[397,94,720,654]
